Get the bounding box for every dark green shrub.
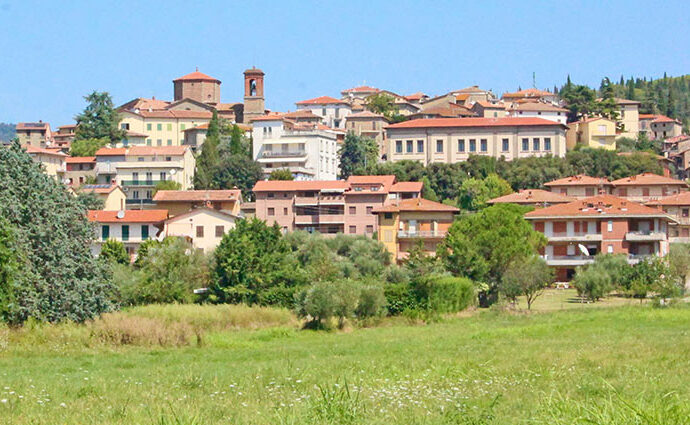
[384,282,417,315]
[257,285,302,308]
[426,276,476,313]
[100,239,129,265]
[573,266,612,301]
[356,284,386,319]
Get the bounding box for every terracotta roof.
[610,172,688,187]
[182,123,209,132]
[512,102,568,112]
[544,175,609,187]
[614,98,641,105]
[404,92,426,101]
[390,181,424,192]
[118,97,171,111]
[16,122,49,130]
[164,207,238,224]
[244,67,264,75]
[525,195,667,218]
[413,104,476,118]
[153,189,241,202]
[296,96,348,105]
[173,71,220,83]
[24,145,67,156]
[453,86,486,94]
[639,114,658,120]
[126,130,148,138]
[664,135,690,144]
[488,189,574,205]
[347,175,396,193]
[58,124,77,130]
[87,209,168,223]
[346,110,388,119]
[80,184,120,194]
[66,156,96,163]
[95,146,188,156]
[387,117,565,130]
[342,85,380,94]
[571,116,616,125]
[282,110,322,119]
[502,88,555,98]
[652,115,681,124]
[133,110,213,119]
[646,191,690,206]
[473,100,506,109]
[253,180,350,192]
[95,147,127,156]
[251,113,285,122]
[373,198,459,213]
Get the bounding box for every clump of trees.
[71,92,125,156]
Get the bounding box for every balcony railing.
[294,195,345,205]
[262,150,306,158]
[397,230,447,238]
[548,232,603,241]
[625,231,666,241]
[121,180,160,186]
[125,199,155,205]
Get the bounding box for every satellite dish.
[116,210,126,219]
[170,169,177,175]
[62,178,71,185]
[578,244,590,256]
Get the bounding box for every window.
[146,139,152,146]
[167,139,172,146]
[502,138,509,152]
[267,193,275,198]
[165,156,171,162]
[146,123,152,131]
[283,207,288,215]
[384,212,393,219]
[157,139,162,146]
[349,225,356,234]
[132,190,139,199]
[101,225,110,241]
[268,207,275,216]
[349,206,356,215]
[544,137,551,151]
[141,225,149,240]
[480,139,488,152]
[334,119,340,127]
[607,244,613,253]
[585,188,595,196]
[322,108,326,115]
[215,225,224,237]
[607,220,613,232]
[522,138,529,151]
[618,188,627,197]
[121,123,130,130]
[132,172,139,182]
[366,225,374,234]
[366,206,373,214]
[196,225,204,238]
[533,138,540,151]
[146,190,152,199]
[146,172,152,182]
[436,140,443,153]
[598,125,606,135]
[180,124,186,130]
[160,172,167,181]
[417,140,424,153]
[469,139,476,152]
[683,208,689,218]
[157,123,162,131]
[406,140,413,153]
[642,188,650,197]
[122,225,129,241]
[167,124,172,131]
[458,139,465,152]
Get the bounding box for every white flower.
[1,399,7,403]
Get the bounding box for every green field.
[1,294,690,424]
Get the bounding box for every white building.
[252,114,339,180]
[87,209,168,259]
[295,96,351,129]
[508,102,569,124]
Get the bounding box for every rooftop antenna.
[196,66,199,71]
[532,72,536,89]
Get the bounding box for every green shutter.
[141,225,149,240]
[101,225,110,240]
[147,123,152,131]
[122,225,129,241]
[157,123,162,131]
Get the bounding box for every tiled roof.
[610,172,688,186]
[372,198,459,213]
[390,181,424,192]
[386,117,564,130]
[512,102,568,112]
[347,175,396,193]
[118,97,171,111]
[646,191,690,206]
[614,98,641,105]
[253,180,350,192]
[282,110,322,119]
[134,110,213,119]
[296,96,347,105]
[639,114,658,120]
[502,88,555,98]
[24,145,67,156]
[80,184,120,194]
[488,189,574,204]
[342,85,380,93]
[16,122,49,130]
[244,67,264,75]
[652,115,681,124]
[58,124,77,130]
[66,156,96,163]
[251,113,285,122]
[95,146,188,156]
[87,209,168,223]
[544,175,609,187]
[473,100,506,109]
[525,195,666,218]
[153,189,241,202]
[404,92,426,101]
[94,147,127,156]
[346,110,388,119]
[164,207,238,223]
[173,71,220,83]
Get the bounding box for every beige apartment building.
[544,175,611,198]
[65,156,96,187]
[615,98,640,139]
[16,122,52,148]
[344,111,390,156]
[163,208,238,253]
[385,117,567,164]
[646,192,690,243]
[566,117,617,150]
[24,145,66,179]
[610,172,688,202]
[79,184,127,211]
[153,189,242,217]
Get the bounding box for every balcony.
[125,199,155,205]
[294,195,345,206]
[318,214,345,224]
[625,231,666,241]
[548,232,603,242]
[542,255,595,266]
[397,230,447,239]
[261,150,306,158]
[295,215,319,225]
[295,196,319,206]
[122,180,161,186]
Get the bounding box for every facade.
[565,117,617,150]
[650,115,683,140]
[488,189,574,207]
[385,117,567,165]
[609,172,688,202]
[544,175,610,198]
[79,184,127,211]
[638,114,656,138]
[94,146,196,207]
[344,111,390,156]
[295,96,351,129]
[87,209,168,259]
[243,67,266,123]
[470,101,508,118]
[16,122,52,148]
[173,70,221,105]
[24,145,66,179]
[525,195,673,281]
[646,192,690,243]
[118,106,212,147]
[65,156,96,187]
[615,98,640,139]
[252,176,422,236]
[153,189,242,217]
[52,124,77,148]
[251,115,339,180]
[508,102,568,124]
[373,198,458,262]
[501,88,559,105]
[163,208,238,253]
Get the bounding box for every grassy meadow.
[1,292,689,424]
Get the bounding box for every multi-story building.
[79,184,127,211]
[252,114,340,180]
[508,102,568,124]
[153,189,242,217]
[609,172,687,202]
[544,175,610,198]
[614,98,640,139]
[344,111,390,156]
[295,96,351,129]
[163,207,238,253]
[470,101,508,118]
[646,192,690,243]
[118,104,213,147]
[373,198,458,262]
[87,209,169,259]
[24,145,66,179]
[52,124,77,148]
[16,122,52,148]
[385,117,567,164]
[525,195,673,281]
[94,146,195,208]
[501,88,559,105]
[650,115,683,140]
[488,189,574,207]
[65,156,96,187]
[565,117,617,150]
[253,175,422,236]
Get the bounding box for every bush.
[256,285,301,308]
[100,239,129,265]
[295,281,337,328]
[573,266,612,301]
[384,282,417,315]
[355,283,387,319]
[412,274,476,313]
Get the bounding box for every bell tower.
[243,67,265,123]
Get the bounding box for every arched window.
[249,79,257,96]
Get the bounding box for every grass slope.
[1,303,690,424]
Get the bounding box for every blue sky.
[1,0,689,125]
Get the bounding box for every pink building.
[253,175,423,236]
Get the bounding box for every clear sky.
[1,0,689,125]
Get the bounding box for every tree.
[70,137,110,157]
[573,265,612,301]
[439,204,547,307]
[500,256,553,309]
[365,93,400,120]
[668,243,690,288]
[0,142,115,324]
[212,154,263,200]
[76,191,104,210]
[74,92,126,143]
[269,168,294,181]
[194,110,221,189]
[226,124,247,156]
[561,84,597,122]
[0,219,20,323]
[458,173,512,211]
[421,176,439,201]
[153,180,182,194]
[339,132,379,179]
[99,239,129,265]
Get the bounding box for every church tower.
[243,67,265,123]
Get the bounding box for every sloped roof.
[488,189,574,205]
[502,88,555,98]
[253,180,350,192]
[391,181,424,193]
[346,110,388,120]
[646,191,690,206]
[610,172,688,186]
[16,122,49,130]
[80,184,121,194]
[473,100,506,109]
[24,145,67,156]
[525,195,667,218]
[95,146,188,156]
[342,85,380,94]
[173,71,220,83]
[164,207,238,224]
[347,175,396,193]
[652,115,681,124]
[373,197,459,213]
[87,209,168,223]
[513,102,568,112]
[153,189,242,202]
[296,96,348,105]
[387,117,565,130]
[66,156,96,163]
[544,175,610,187]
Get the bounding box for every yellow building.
[615,98,640,139]
[118,101,213,147]
[79,184,128,211]
[566,117,617,150]
[163,207,238,253]
[153,189,243,217]
[373,198,458,262]
[24,145,66,179]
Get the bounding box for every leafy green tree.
[153,180,182,194]
[0,219,21,323]
[573,264,613,301]
[74,92,126,143]
[668,243,690,288]
[226,124,247,156]
[269,168,294,180]
[194,110,221,189]
[99,239,129,265]
[70,137,110,157]
[500,256,553,309]
[561,84,597,122]
[0,142,115,324]
[421,176,439,201]
[439,204,547,306]
[0,123,16,143]
[339,132,379,178]
[458,173,512,211]
[212,154,263,200]
[76,191,104,210]
[365,93,400,120]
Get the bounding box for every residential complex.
[152,189,242,217]
[163,207,238,253]
[646,192,690,243]
[609,172,688,202]
[16,122,52,148]
[87,209,169,258]
[507,102,568,124]
[566,117,617,150]
[65,156,96,187]
[488,189,574,207]
[295,96,351,129]
[544,175,611,198]
[25,145,66,179]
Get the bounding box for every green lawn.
[1,304,690,424]
[516,288,645,312]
